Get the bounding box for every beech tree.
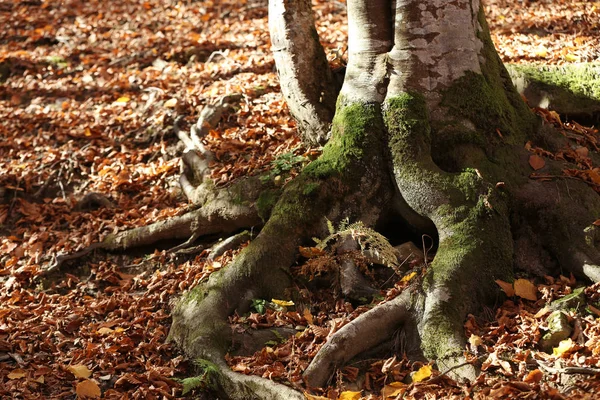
[56,0,600,398]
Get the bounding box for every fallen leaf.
[412,365,432,382]
[514,278,537,301]
[34,375,45,384]
[7,369,27,379]
[338,391,361,400]
[97,327,114,336]
[164,98,178,108]
[271,299,294,307]
[382,382,407,399]
[400,271,417,283]
[304,393,329,400]
[523,369,543,383]
[302,308,314,324]
[299,246,325,258]
[593,219,600,226]
[115,96,130,103]
[68,364,92,379]
[535,47,548,58]
[469,334,482,347]
[564,54,579,62]
[553,338,575,357]
[529,155,545,170]
[76,379,101,398]
[495,279,515,297]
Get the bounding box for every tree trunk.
[269,0,338,145]
[166,0,600,397]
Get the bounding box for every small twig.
[421,234,434,267]
[536,359,600,375]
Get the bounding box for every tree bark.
[269,0,338,145]
[164,0,600,397]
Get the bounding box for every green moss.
[304,100,383,180]
[302,182,320,196]
[256,188,282,222]
[507,63,600,103]
[384,92,431,165]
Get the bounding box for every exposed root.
[212,358,304,400]
[169,100,395,398]
[303,291,412,388]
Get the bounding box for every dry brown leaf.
[528,155,545,170]
[76,379,101,398]
[304,393,329,400]
[495,279,515,297]
[382,382,407,399]
[68,364,92,379]
[299,246,326,258]
[514,278,537,301]
[7,369,27,379]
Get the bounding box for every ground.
[1,0,600,399]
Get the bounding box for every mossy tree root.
[168,100,395,399]
[383,93,515,379]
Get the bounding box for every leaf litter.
[1,0,600,398]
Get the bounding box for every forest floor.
[0,0,599,399]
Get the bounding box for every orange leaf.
[76,379,101,398]
[514,279,537,301]
[299,246,325,258]
[495,279,515,297]
[523,369,543,383]
[528,155,545,170]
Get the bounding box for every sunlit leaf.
[164,98,178,108]
[534,47,548,58]
[338,391,361,400]
[68,364,92,379]
[553,338,575,357]
[514,279,537,301]
[76,379,101,398]
[304,393,329,400]
[564,54,579,62]
[412,365,432,382]
[271,299,294,307]
[469,334,482,347]
[400,271,417,283]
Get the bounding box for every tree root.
[303,291,413,388]
[169,100,395,398]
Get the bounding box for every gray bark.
[268,0,338,145]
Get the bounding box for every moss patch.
[256,188,282,222]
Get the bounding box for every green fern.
[179,359,220,394]
[316,220,399,271]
